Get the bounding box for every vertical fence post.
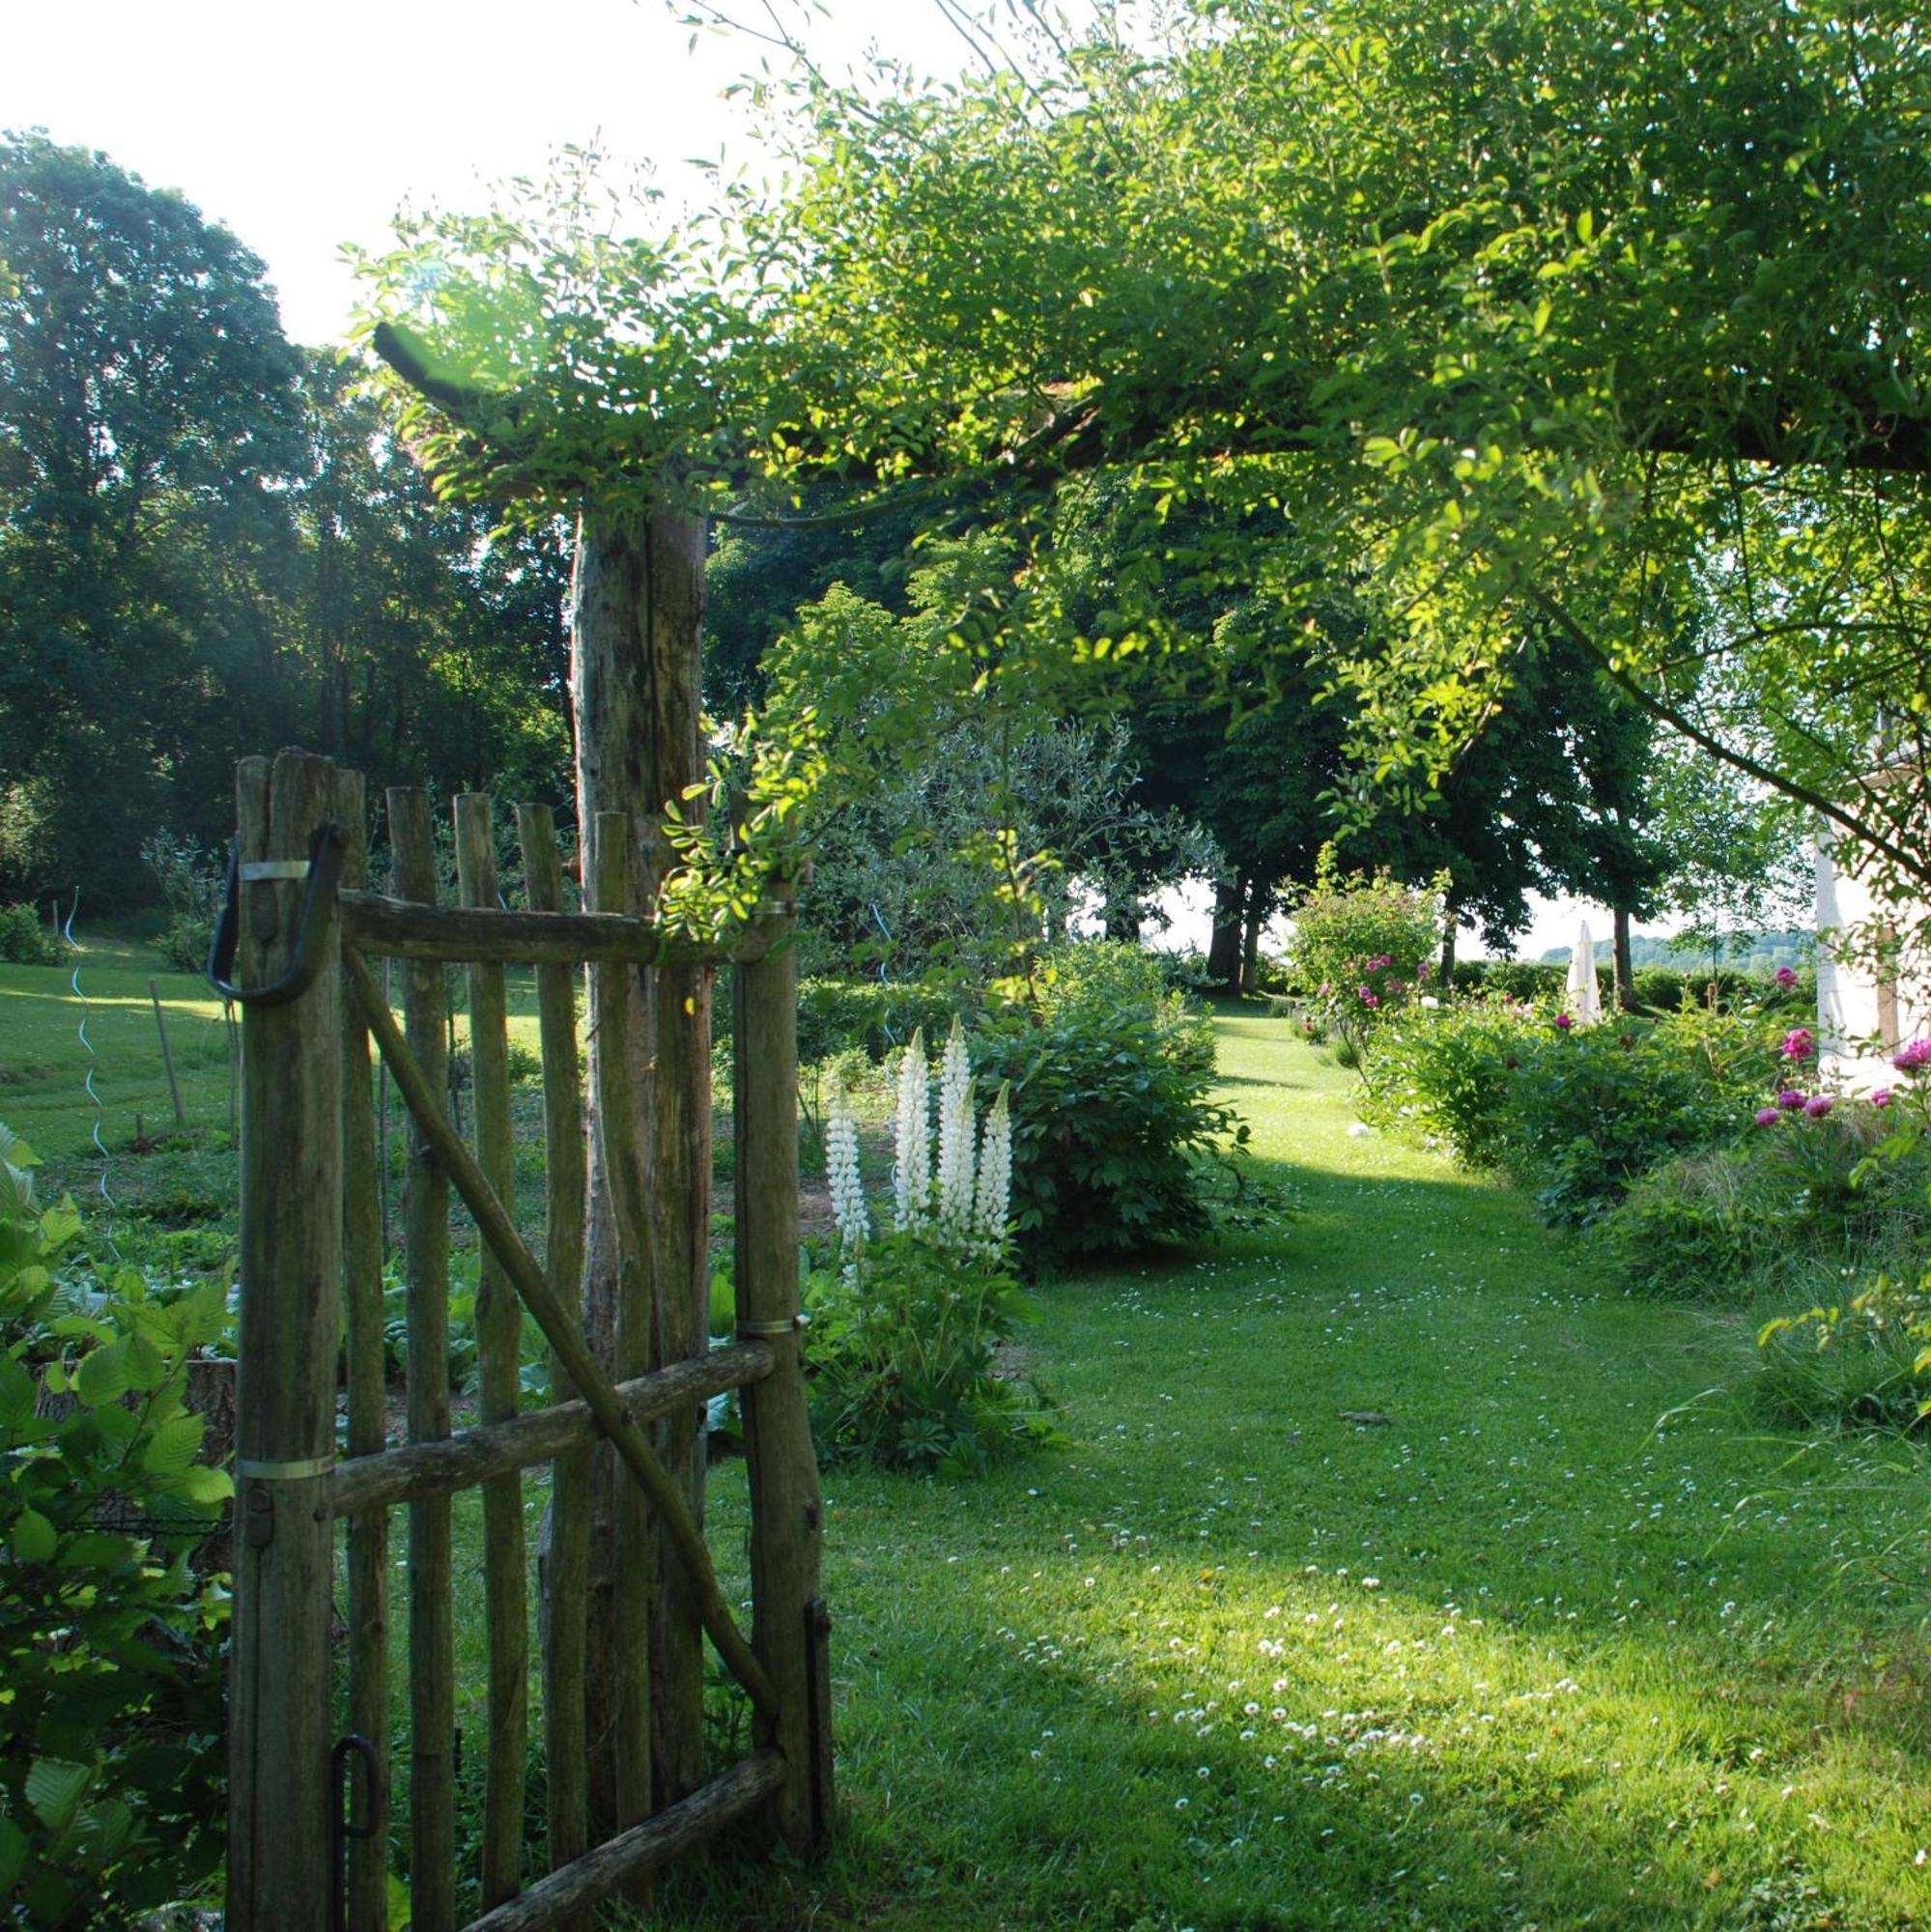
[590,816,653,1844]
[734,880,830,1851]
[518,803,592,1927]
[338,770,392,1932]
[389,787,457,1932]
[455,793,529,1911]
[226,751,344,1931]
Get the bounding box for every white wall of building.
[1815,831,1931,1089]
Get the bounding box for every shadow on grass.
[662,1464,1926,1932]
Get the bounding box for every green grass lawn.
[672,1013,1931,1932]
[7,962,1927,1927]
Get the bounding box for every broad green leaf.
[0,1351,35,1428]
[59,1532,138,1572]
[75,1340,130,1407]
[142,1412,204,1477]
[25,1758,91,1837]
[176,1463,234,1507]
[12,1508,56,1564]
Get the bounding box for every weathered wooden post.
[389,787,457,1932]
[518,802,592,1925]
[733,879,832,1850]
[337,771,392,1932]
[226,750,344,1931]
[589,815,653,1847]
[455,794,529,1910]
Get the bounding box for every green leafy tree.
[0,131,305,904]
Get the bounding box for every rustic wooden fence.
[218,751,829,1931]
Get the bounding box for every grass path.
[9,957,1926,1925]
[682,1012,1930,1932]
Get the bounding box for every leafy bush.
[1595,1102,1923,1302]
[1365,1000,1784,1225]
[1447,959,1569,1003]
[796,977,955,1065]
[1284,849,1447,1059]
[140,832,225,977]
[1626,964,1816,1014]
[803,1232,1057,1473]
[0,1125,232,1925]
[1748,1036,1931,1429]
[1443,959,1816,1014]
[0,903,68,966]
[1754,1287,1925,1433]
[971,944,1248,1264]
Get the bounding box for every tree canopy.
[356,0,1931,944]
[0,133,574,906]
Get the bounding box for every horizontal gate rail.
[461,1749,786,1932]
[339,889,781,968]
[330,1342,776,1516]
[341,944,781,1722]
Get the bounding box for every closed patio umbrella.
[1566,919,1603,1025]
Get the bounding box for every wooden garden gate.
[217,751,829,1931]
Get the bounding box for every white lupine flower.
[892,1028,930,1232]
[975,1079,1012,1256]
[936,1017,977,1236]
[826,1092,869,1250]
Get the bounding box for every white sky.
[1,1,1704,957]
[0,0,970,347]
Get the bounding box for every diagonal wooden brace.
[343,945,779,1721]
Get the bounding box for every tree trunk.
[569,501,713,1829]
[1438,904,1460,987]
[639,510,712,1816]
[1240,884,1266,996]
[1206,873,1245,991]
[571,507,654,1848]
[1611,905,1636,1012]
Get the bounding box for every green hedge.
[1362,1000,1785,1226]
[1442,959,1816,1012]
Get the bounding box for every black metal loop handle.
[206,821,346,1007]
[331,1732,380,1932]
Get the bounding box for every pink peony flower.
[1803,1094,1833,1119]
[1554,1012,1574,1031]
[1776,1090,1806,1111]
[1780,1028,1816,1062]
[1753,1107,1781,1127]
[1774,965,1798,988]
[1361,992,1380,1009]
[1891,1039,1931,1072]
[1872,1088,1894,1108]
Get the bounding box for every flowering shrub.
[1597,1099,1912,1304]
[1363,999,1784,1225]
[1284,849,1447,1062]
[1753,1036,1931,1427]
[806,1029,1058,1473]
[0,1125,231,1924]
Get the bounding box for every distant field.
[0,937,235,1169]
[0,934,549,1216]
